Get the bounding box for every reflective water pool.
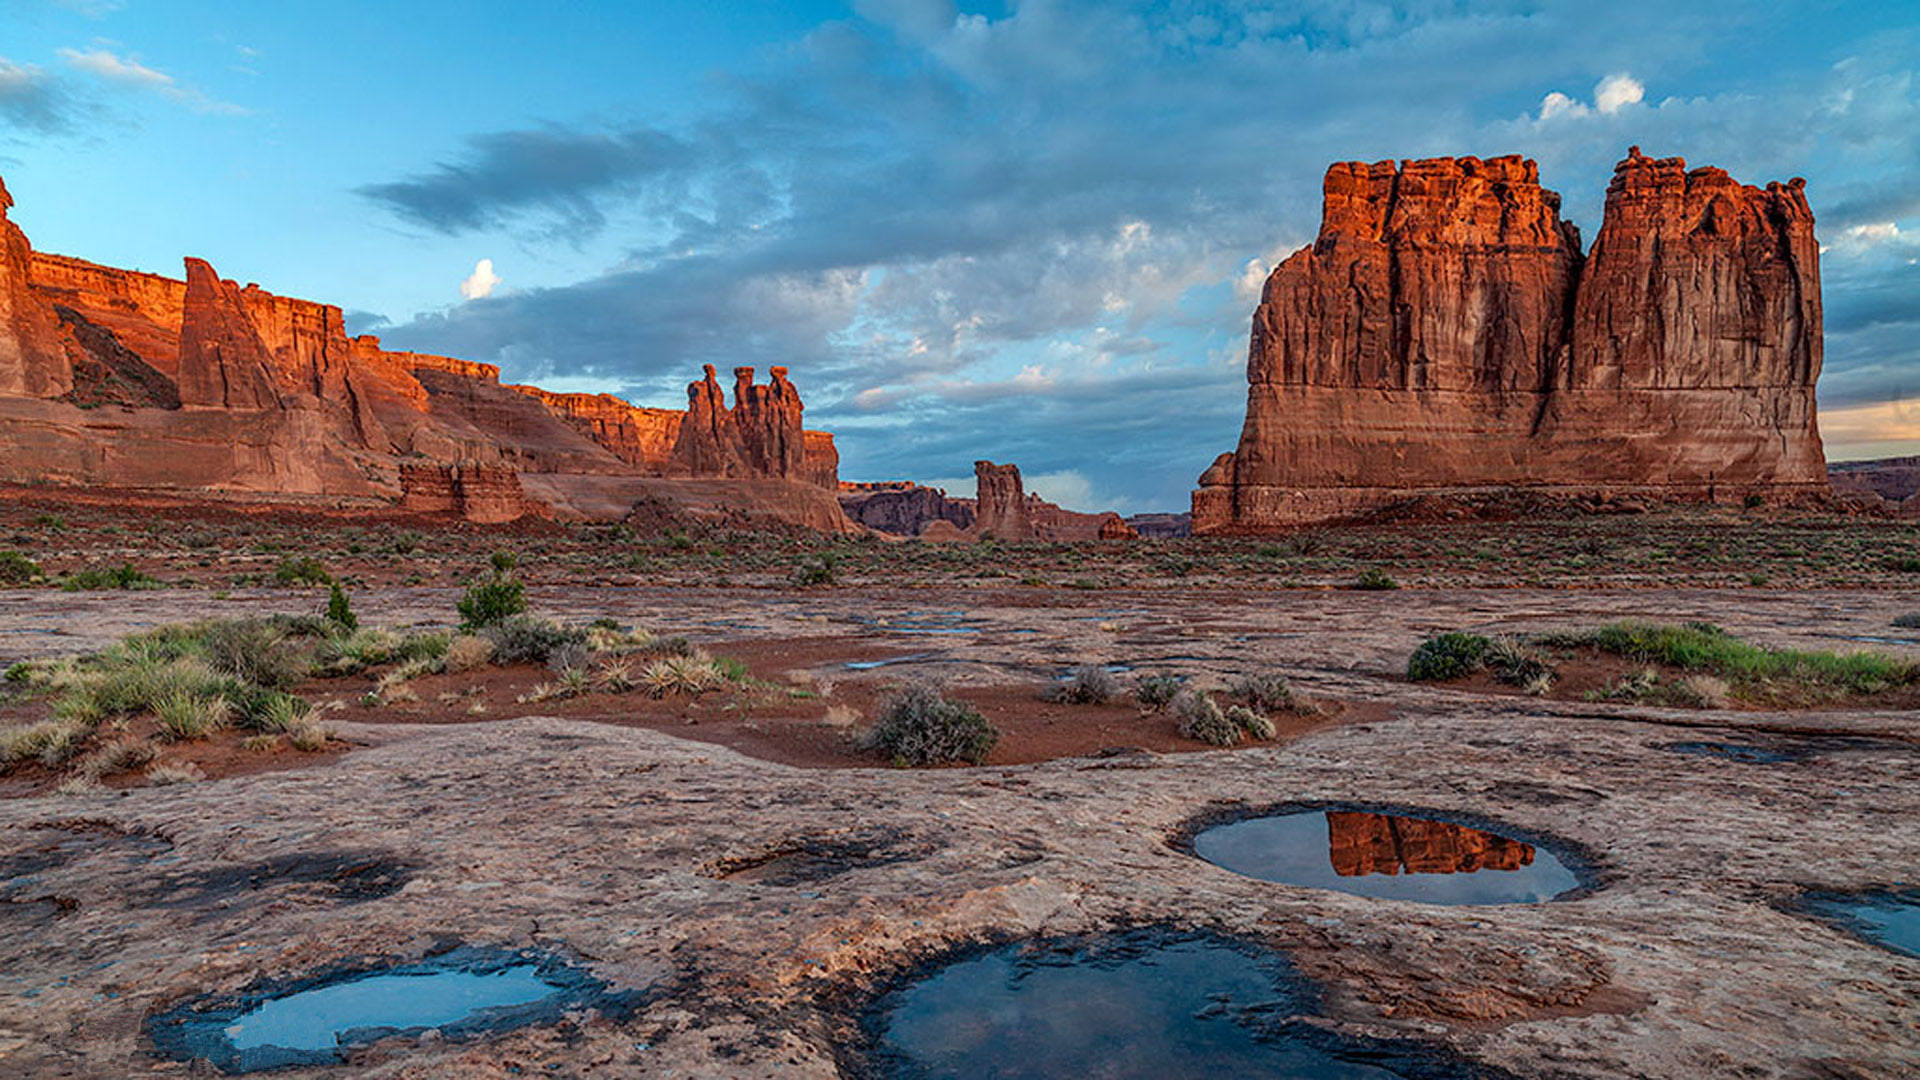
[147,948,634,1073]
[1797,889,1920,958]
[1193,809,1583,904]
[1664,741,1798,764]
[869,933,1471,1079]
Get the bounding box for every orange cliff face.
[1194,149,1828,533]
[0,171,850,529]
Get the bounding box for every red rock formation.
[838,481,977,535]
[177,258,285,410]
[665,364,838,488]
[507,384,684,470]
[400,461,531,523]
[0,171,850,530]
[971,460,1033,540]
[669,364,744,478]
[1325,811,1534,877]
[0,178,72,398]
[1196,150,1828,532]
[1098,517,1139,540]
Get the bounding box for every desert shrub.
[0,718,93,768]
[1888,556,1920,573]
[442,634,495,673]
[1895,613,1920,629]
[1227,673,1303,714]
[315,628,402,674]
[61,563,161,591]
[489,549,519,575]
[153,691,228,741]
[481,616,582,665]
[1171,688,1237,747]
[637,654,728,697]
[712,655,751,683]
[1048,664,1121,705]
[274,556,331,587]
[1133,674,1184,709]
[1353,567,1399,590]
[0,551,42,586]
[1224,704,1276,741]
[1407,633,1492,681]
[598,657,635,693]
[198,619,310,690]
[457,577,526,629]
[863,682,998,766]
[77,738,156,779]
[547,640,591,674]
[146,761,206,785]
[286,722,334,752]
[791,555,838,587]
[326,584,358,631]
[1484,637,1555,693]
[394,631,452,665]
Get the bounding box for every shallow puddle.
[1664,741,1798,764]
[1797,889,1919,957]
[845,654,935,670]
[148,947,633,1072]
[1193,809,1583,904]
[865,932,1477,1079]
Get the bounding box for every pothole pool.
[1192,808,1586,904]
[856,931,1500,1079]
[146,946,639,1073]
[1795,888,1919,958]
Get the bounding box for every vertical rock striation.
[972,460,1034,540]
[1195,149,1827,533]
[0,178,72,398]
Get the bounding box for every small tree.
[325,583,358,631]
[458,553,527,629]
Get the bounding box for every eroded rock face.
[838,482,977,536]
[0,179,72,399]
[0,172,847,528]
[972,460,1033,540]
[1196,149,1828,533]
[399,461,532,523]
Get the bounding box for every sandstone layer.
[1195,149,1829,533]
[0,174,848,530]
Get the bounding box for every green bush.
[1227,673,1303,714]
[1049,664,1121,705]
[1888,556,1920,574]
[458,577,526,629]
[1133,674,1183,709]
[61,563,161,591]
[791,555,838,587]
[864,682,998,766]
[1353,567,1399,591]
[1894,613,1920,629]
[274,556,332,587]
[0,551,42,586]
[326,584,358,631]
[1172,688,1237,747]
[481,616,582,665]
[197,619,310,690]
[1407,633,1492,681]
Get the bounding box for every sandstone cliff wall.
[1195,149,1829,532]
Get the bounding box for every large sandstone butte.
[1195,149,1828,532]
[836,465,1134,541]
[0,174,848,530]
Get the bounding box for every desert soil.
[1,583,1916,1077]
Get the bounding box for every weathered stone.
[972,460,1033,540]
[838,482,977,536]
[399,460,531,523]
[177,258,284,410]
[0,178,72,398]
[1196,150,1829,533]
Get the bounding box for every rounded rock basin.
[1796,888,1919,958]
[147,947,637,1073]
[1193,808,1584,904]
[864,931,1490,1079]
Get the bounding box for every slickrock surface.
[0,176,846,529]
[1197,149,1830,533]
[0,586,1914,1077]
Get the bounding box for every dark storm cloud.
[370,0,1920,507]
[0,58,81,135]
[356,125,701,235]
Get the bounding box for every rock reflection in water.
[1194,810,1581,904]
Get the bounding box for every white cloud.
[1023,468,1096,511]
[1822,221,1907,256]
[53,0,126,17]
[1535,72,1645,122]
[459,258,501,300]
[58,46,248,114]
[59,46,171,89]
[1595,72,1645,114]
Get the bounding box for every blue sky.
[3,0,1917,512]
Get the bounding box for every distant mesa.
[0,172,849,530]
[1195,148,1831,533]
[839,461,1137,541]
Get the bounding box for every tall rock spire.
[0,176,73,398]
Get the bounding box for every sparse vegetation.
[274,556,332,587]
[1171,687,1237,747]
[1223,704,1276,741]
[482,616,582,665]
[863,682,998,766]
[0,550,42,586]
[1048,664,1121,705]
[1133,674,1183,709]
[1226,673,1309,715]
[458,551,527,629]
[1408,633,1493,682]
[1894,613,1920,629]
[1541,621,1917,704]
[1353,567,1399,590]
[60,563,162,591]
[326,583,358,631]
